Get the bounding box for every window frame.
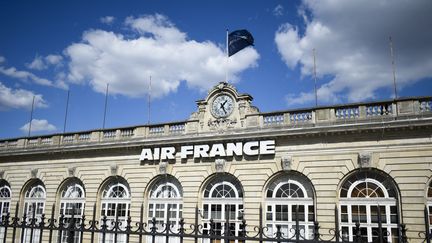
[339,176,399,242]
[265,178,315,240]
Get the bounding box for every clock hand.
[219,101,229,114]
[220,100,228,109]
[221,105,227,114]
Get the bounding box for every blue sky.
[0,0,431,139]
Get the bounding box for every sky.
[0,0,431,139]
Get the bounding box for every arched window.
[202,174,244,243]
[59,179,85,243]
[100,178,130,243]
[0,181,11,241]
[339,170,399,242]
[265,173,315,240]
[23,180,46,243]
[148,175,183,243]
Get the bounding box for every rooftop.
[1,95,431,155]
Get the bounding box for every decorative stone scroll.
[31,168,38,178]
[208,118,237,131]
[281,156,292,171]
[110,164,118,176]
[68,166,76,177]
[215,159,226,173]
[358,152,372,168]
[159,161,168,175]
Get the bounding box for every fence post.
[400,223,408,243]
[224,205,230,243]
[138,204,144,243]
[425,206,431,243]
[377,205,383,243]
[209,219,215,243]
[166,204,171,243]
[125,215,131,243]
[47,204,55,243]
[11,202,19,243]
[79,212,85,243]
[2,212,10,243]
[89,203,97,243]
[114,207,119,243]
[354,222,361,243]
[179,218,185,243]
[276,224,281,243]
[101,215,108,243]
[67,205,76,243]
[29,204,36,243]
[313,221,319,241]
[335,205,340,243]
[194,206,199,243]
[20,212,27,243]
[38,213,45,243]
[240,218,246,243]
[57,213,65,243]
[295,205,300,242]
[259,204,263,243]
[151,217,157,243]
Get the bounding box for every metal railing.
[1,202,426,243]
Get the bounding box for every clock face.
[211,95,234,118]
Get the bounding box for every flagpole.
[226,29,229,83]
[389,36,398,100]
[313,48,318,107]
[28,96,35,137]
[63,89,70,134]
[148,76,151,125]
[102,83,109,129]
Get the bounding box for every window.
[0,181,11,241]
[100,178,130,243]
[265,173,315,240]
[339,171,399,242]
[148,176,183,243]
[202,174,244,243]
[59,181,85,243]
[23,181,46,243]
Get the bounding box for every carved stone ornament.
[68,167,76,177]
[358,152,372,168]
[110,164,118,176]
[0,170,4,179]
[281,156,292,171]
[31,168,38,178]
[215,159,226,173]
[159,161,168,175]
[208,118,237,131]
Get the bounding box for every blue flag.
[228,29,254,57]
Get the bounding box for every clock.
[211,94,234,118]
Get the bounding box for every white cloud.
[0,82,48,111]
[273,4,284,17]
[0,66,53,86]
[27,55,46,70]
[65,14,259,98]
[0,56,6,63]
[276,0,432,106]
[27,54,63,70]
[45,54,63,65]
[100,16,115,25]
[20,119,56,133]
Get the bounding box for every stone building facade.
[0,82,431,242]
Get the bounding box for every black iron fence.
[1,203,432,243]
